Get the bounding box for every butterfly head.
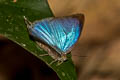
[59,54,67,62]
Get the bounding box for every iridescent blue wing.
[29,18,55,46]
[28,14,84,54]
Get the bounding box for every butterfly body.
[24,14,84,65]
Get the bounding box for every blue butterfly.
[24,14,84,65]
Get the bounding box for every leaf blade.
[0,0,77,80]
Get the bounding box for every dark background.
[0,36,59,80]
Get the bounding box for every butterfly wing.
[29,18,55,46]
[29,14,84,54]
[48,17,82,53]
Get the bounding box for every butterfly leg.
[57,60,63,66]
[49,59,58,65]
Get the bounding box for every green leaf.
[0,0,77,80]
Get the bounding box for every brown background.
[48,0,120,80]
[0,0,120,80]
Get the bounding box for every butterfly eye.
[61,54,67,61]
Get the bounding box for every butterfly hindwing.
[48,17,81,53]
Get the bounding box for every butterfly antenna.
[23,16,32,28]
[72,55,87,58]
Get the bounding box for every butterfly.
[24,14,84,65]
